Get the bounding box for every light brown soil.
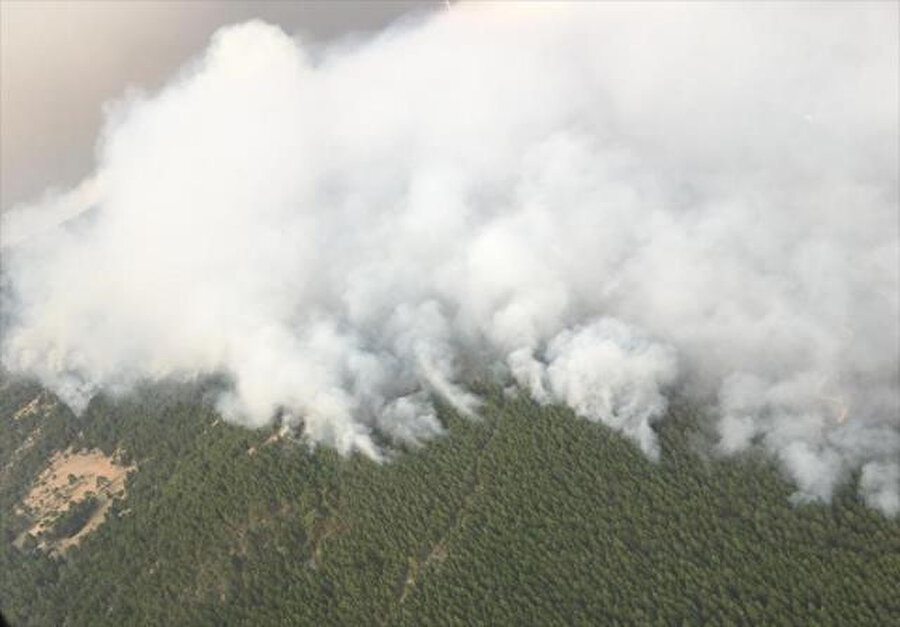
[1,425,43,479]
[18,447,136,554]
[12,393,56,421]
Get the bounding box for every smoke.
[1,3,897,513]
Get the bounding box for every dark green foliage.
[53,497,101,540]
[1,378,898,625]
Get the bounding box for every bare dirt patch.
[1,425,43,480]
[12,392,56,421]
[2,395,59,480]
[17,448,136,555]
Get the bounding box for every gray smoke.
[1,3,897,513]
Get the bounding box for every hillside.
[1,376,898,625]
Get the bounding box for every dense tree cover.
[52,497,101,541]
[1,376,898,625]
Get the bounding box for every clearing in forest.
[16,448,136,554]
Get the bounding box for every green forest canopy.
[1,377,898,625]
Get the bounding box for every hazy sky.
[0,0,436,211]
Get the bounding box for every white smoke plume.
[1,3,897,513]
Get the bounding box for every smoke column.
[1,3,897,513]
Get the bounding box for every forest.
[1,374,898,625]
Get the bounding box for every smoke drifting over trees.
[1,4,897,513]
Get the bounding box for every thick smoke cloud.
[1,4,897,513]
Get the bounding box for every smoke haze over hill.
[1,3,897,513]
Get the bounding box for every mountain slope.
[1,378,898,625]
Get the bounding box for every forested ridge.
[1,376,898,625]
